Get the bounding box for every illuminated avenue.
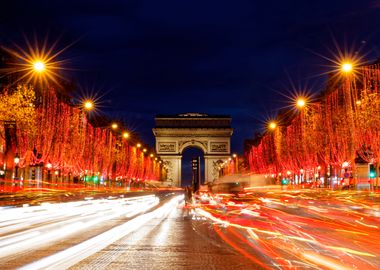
[1,1,380,270]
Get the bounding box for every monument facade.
[153,113,233,187]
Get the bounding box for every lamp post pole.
[233,154,238,174]
[14,154,20,179]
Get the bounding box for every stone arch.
[153,113,233,187]
[178,140,208,154]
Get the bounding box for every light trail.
[1,189,379,269]
[20,195,183,270]
[193,190,380,269]
[0,195,160,260]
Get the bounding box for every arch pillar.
[204,155,231,183]
[160,155,182,187]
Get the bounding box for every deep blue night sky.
[1,0,380,153]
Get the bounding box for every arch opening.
[181,147,205,187]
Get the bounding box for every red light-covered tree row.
[246,63,380,179]
[0,84,162,186]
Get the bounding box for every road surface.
[0,192,257,269]
[1,189,379,269]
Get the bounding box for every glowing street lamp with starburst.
[1,36,73,87]
[341,62,353,73]
[83,100,94,111]
[296,98,306,109]
[33,60,46,72]
[269,121,277,130]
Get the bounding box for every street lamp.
[14,156,20,166]
[46,162,52,183]
[233,154,238,173]
[136,143,141,148]
[55,170,59,185]
[33,60,46,72]
[14,154,20,179]
[269,121,277,130]
[111,123,118,130]
[286,171,291,184]
[341,62,353,73]
[296,98,306,109]
[83,100,94,111]
[122,132,129,139]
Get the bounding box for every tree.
[0,84,36,180]
[0,84,36,136]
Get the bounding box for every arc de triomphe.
[152,113,233,187]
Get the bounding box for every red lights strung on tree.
[1,84,161,183]
[247,62,380,176]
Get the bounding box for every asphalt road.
[0,192,257,270]
[70,199,257,270]
[2,189,379,270]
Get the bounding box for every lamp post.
[296,97,307,183]
[296,97,306,133]
[13,154,20,191]
[341,61,356,189]
[300,169,304,185]
[317,165,321,187]
[14,154,20,179]
[287,170,291,185]
[54,170,59,187]
[233,153,238,173]
[46,162,52,187]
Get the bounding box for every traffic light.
[93,175,99,183]
[369,164,376,178]
[281,178,289,185]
